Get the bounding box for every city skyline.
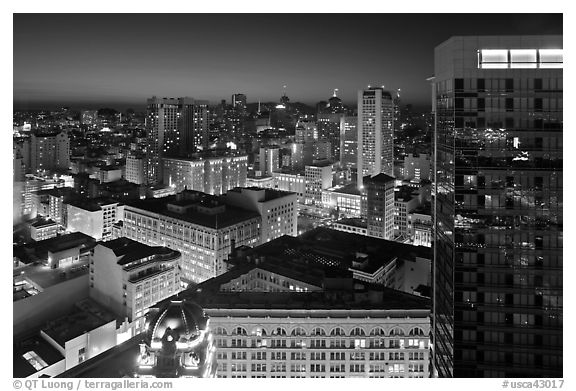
[12,9,564,381]
[14,13,562,110]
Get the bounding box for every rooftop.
[67,197,119,211]
[223,227,430,282]
[125,195,260,229]
[35,187,78,199]
[228,186,296,202]
[365,173,395,184]
[327,183,361,196]
[29,218,57,228]
[99,237,180,266]
[185,283,430,312]
[42,299,118,347]
[14,232,96,264]
[335,218,367,228]
[13,335,64,378]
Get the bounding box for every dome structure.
[136,299,216,378]
[146,300,208,343]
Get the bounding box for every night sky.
[13,13,562,110]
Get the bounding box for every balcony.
[128,266,175,283]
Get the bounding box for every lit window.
[22,351,48,371]
[510,49,537,68]
[479,49,508,68]
[539,49,563,68]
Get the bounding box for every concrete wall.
[64,320,117,370]
[13,274,89,338]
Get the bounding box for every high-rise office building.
[317,113,343,160]
[357,87,394,188]
[340,116,358,170]
[232,93,247,111]
[433,36,563,378]
[30,131,70,173]
[259,146,280,175]
[365,174,395,240]
[305,162,333,206]
[146,97,209,184]
[125,152,147,185]
[179,97,209,156]
[295,119,317,143]
[146,97,180,184]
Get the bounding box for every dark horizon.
[14,13,562,111]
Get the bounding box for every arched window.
[215,326,228,335]
[369,327,385,336]
[311,327,326,336]
[291,327,307,336]
[330,327,346,336]
[252,327,267,337]
[409,327,425,336]
[272,327,287,336]
[389,327,405,337]
[231,326,248,336]
[350,327,366,336]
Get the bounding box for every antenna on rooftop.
[333,88,339,97]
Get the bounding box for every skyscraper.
[340,116,358,170]
[179,97,209,156]
[231,93,247,111]
[357,87,394,188]
[146,97,209,185]
[433,36,563,378]
[146,97,180,184]
[30,130,70,173]
[364,173,395,240]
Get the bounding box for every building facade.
[340,116,358,170]
[162,155,248,195]
[304,163,333,206]
[90,238,181,332]
[122,193,261,284]
[272,171,306,203]
[357,88,394,187]
[30,131,70,173]
[433,36,563,377]
[66,199,123,241]
[222,187,297,244]
[259,146,280,176]
[365,174,395,240]
[125,152,147,185]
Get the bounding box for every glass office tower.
[433,36,562,378]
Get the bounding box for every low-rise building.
[246,174,275,189]
[13,299,117,378]
[332,218,368,236]
[322,183,362,217]
[408,207,432,248]
[29,218,58,241]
